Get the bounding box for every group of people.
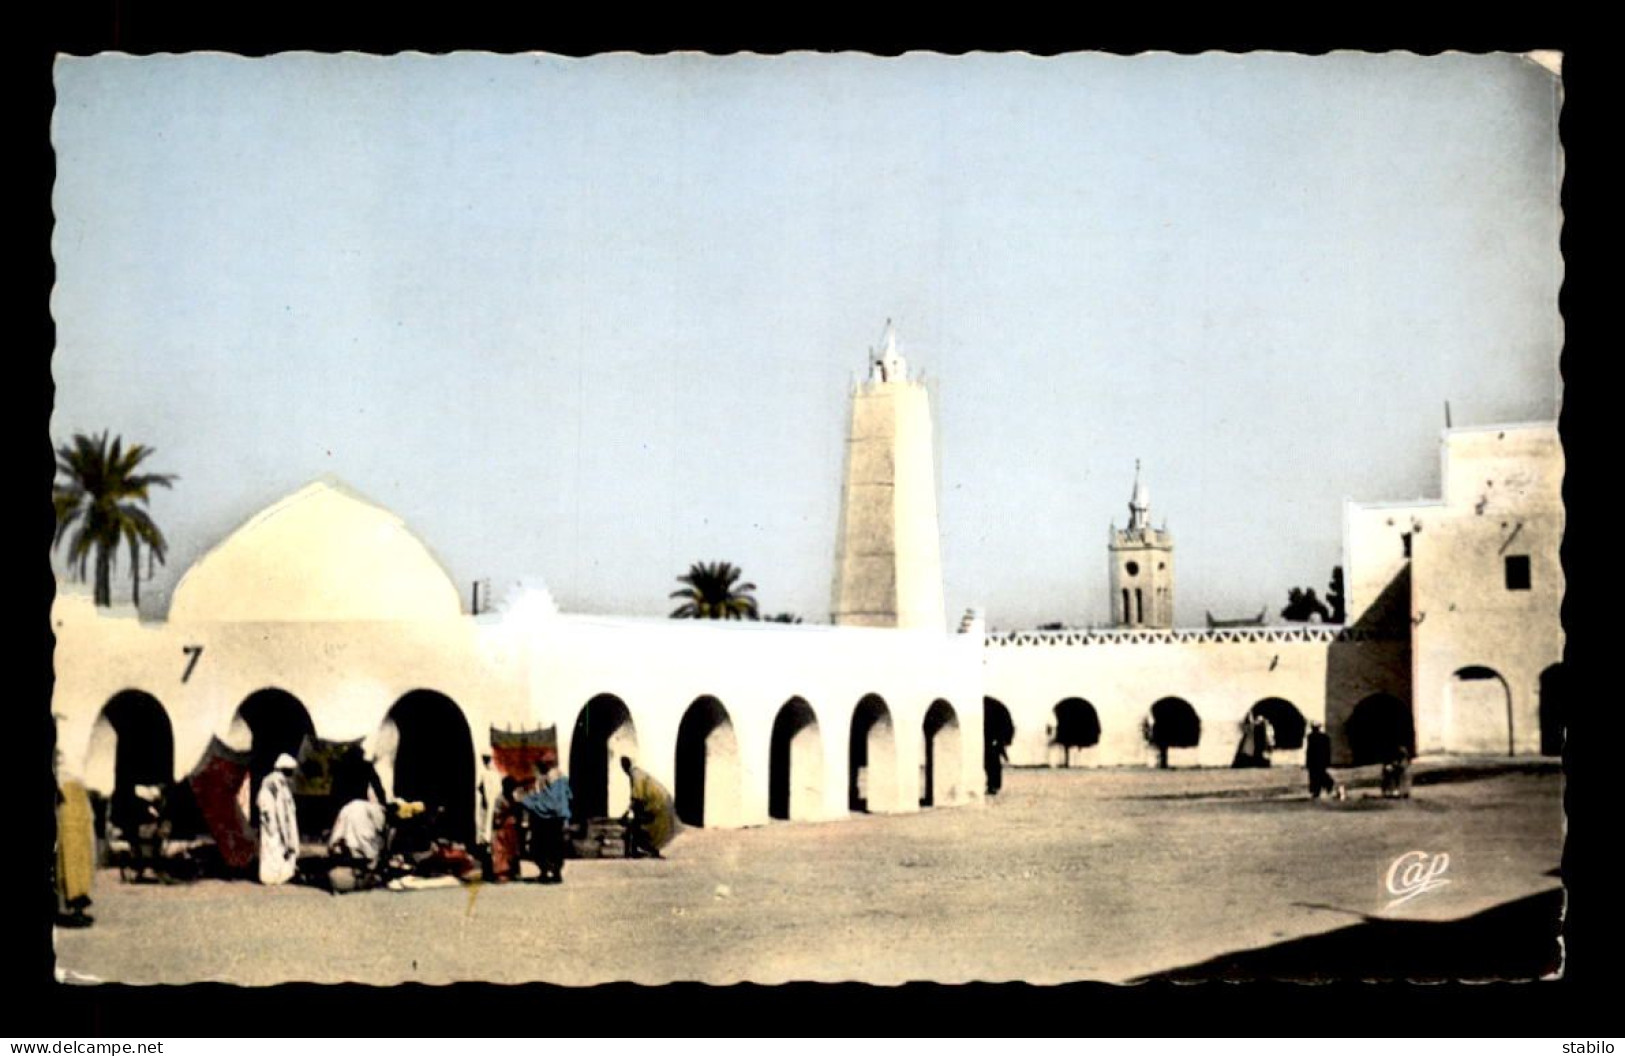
[88,742,680,895]
[477,757,575,884]
[477,754,677,882]
[53,735,685,919]
[1234,714,1276,768]
[257,747,483,892]
[1304,721,1412,800]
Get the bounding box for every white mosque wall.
[984,627,1412,769]
[529,616,985,825]
[53,475,986,834]
[54,594,529,838]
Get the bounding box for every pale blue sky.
[51,52,1562,629]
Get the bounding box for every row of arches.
[572,692,965,825]
[88,687,478,843]
[985,660,1566,766]
[87,688,971,840]
[984,694,1286,767]
[87,662,1565,834]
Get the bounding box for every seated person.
[619,756,676,859]
[328,798,387,865]
[112,784,169,882]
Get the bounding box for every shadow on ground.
[1136,887,1563,982]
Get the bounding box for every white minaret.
[1108,460,1175,628]
[832,321,946,631]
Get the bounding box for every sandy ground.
[53,760,1562,985]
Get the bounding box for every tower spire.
[1110,459,1174,629]
[1129,459,1151,532]
[869,318,909,383]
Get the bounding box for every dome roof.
[168,478,463,622]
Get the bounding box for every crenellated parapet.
[986,625,1404,648]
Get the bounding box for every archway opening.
[1251,698,1307,750]
[84,690,176,846]
[1147,697,1201,768]
[569,695,638,820]
[921,700,962,807]
[88,690,174,795]
[849,695,896,813]
[1539,664,1564,757]
[379,690,476,845]
[675,696,741,828]
[229,688,315,831]
[1450,665,1514,756]
[1051,697,1101,767]
[984,698,1015,794]
[769,698,823,821]
[1346,693,1415,766]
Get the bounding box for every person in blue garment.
[520,763,573,884]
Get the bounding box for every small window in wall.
[1401,532,1412,559]
[1135,588,1144,623]
[1505,554,1531,591]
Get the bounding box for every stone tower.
[831,321,946,631]
[1108,461,1174,628]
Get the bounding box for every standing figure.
[619,756,676,859]
[521,764,573,884]
[1255,715,1274,767]
[56,777,96,928]
[1305,722,1334,798]
[489,777,523,882]
[1382,745,1413,799]
[257,754,302,885]
[475,752,501,867]
[984,737,1008,797]
[1233,716,1265,768]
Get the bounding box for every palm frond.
[53,505,84,549]
[117,504,168,554]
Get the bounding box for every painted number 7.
[181,645,204,683]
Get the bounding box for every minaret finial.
[871,317,907,383]
[1129,460,1151,532]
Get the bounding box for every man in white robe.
[257,754,301,885]
[475,753,501,848]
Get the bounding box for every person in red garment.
[489,776,523,882]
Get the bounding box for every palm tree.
[53,431,176,608]
[668,561,760,621]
